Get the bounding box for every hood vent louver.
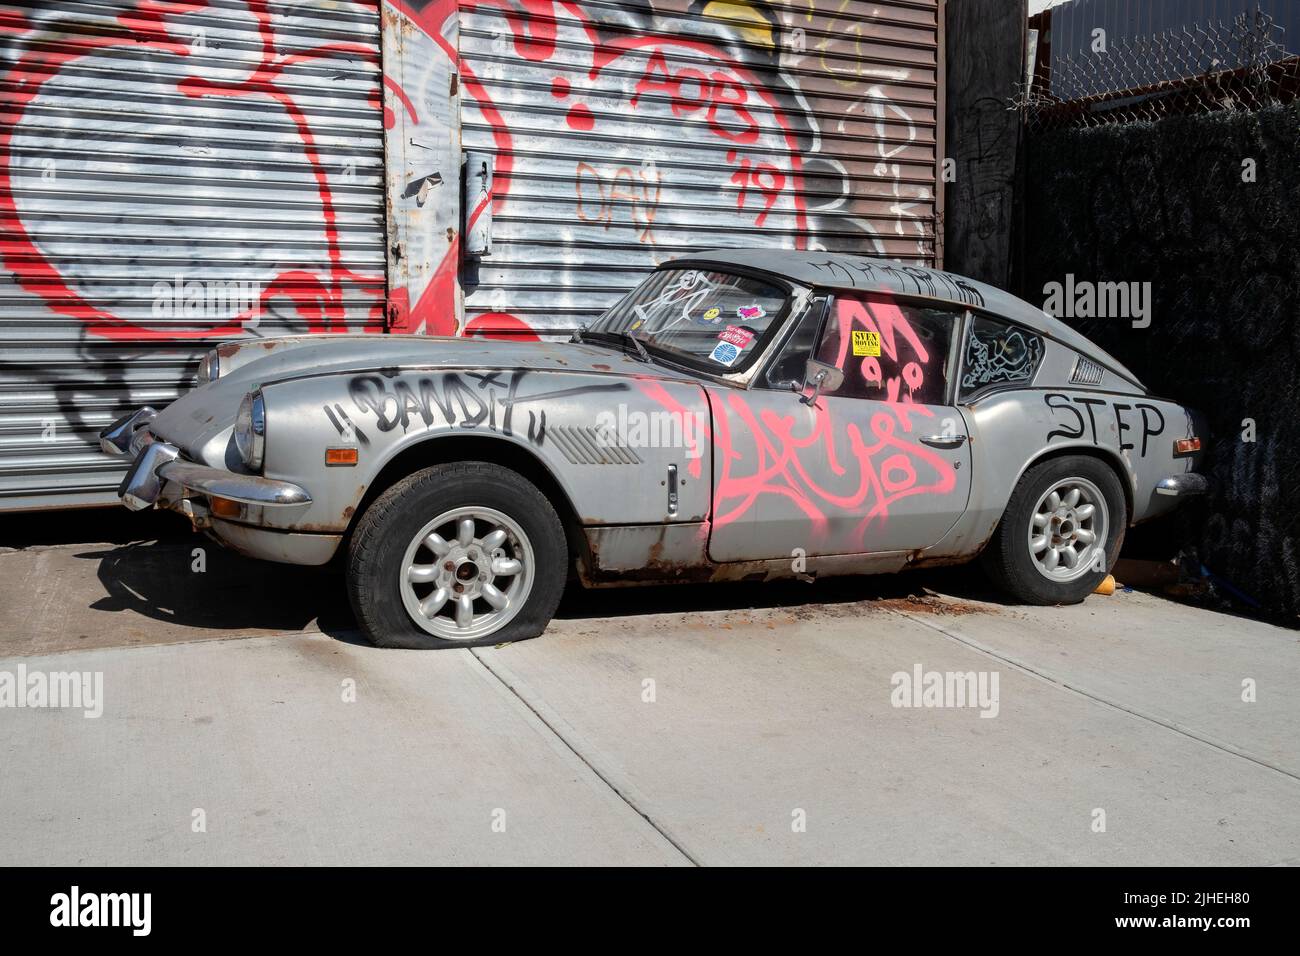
[1070,357,1105,386]
[548,425,643,466]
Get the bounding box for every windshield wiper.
[622,331,651,362]
[582,329,652,363]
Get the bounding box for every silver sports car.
[101,251,1208,648]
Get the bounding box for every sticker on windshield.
[851,330,881,357]
[718,325,754,348]
[709,340,744,367]
[736,304,766,321]
[695,306,723,326]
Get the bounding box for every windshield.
[587,268,790,372]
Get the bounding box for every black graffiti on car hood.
[346,370,630,445]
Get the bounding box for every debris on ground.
[872,593,985,617]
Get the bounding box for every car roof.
[667,249,1143,389]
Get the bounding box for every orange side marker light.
[209,496,241,518]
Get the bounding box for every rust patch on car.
[906,550,976,570]
[646,529,666,565]
[580,524,715,586]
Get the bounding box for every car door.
[706,292,973,562]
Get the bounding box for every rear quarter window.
[958,316,1045,400]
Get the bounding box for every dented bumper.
[99,408,313,512]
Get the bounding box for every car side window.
[958,315,1045,400]
[761,297,828,390]
[811,295,958,406]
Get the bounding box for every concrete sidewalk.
[1,539,1296,865]
[472,594,1300,865]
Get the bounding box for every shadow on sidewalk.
[1,507,1005,656]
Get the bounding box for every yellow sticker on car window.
[852,330,881,357]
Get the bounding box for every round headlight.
[195,348,221,386]
[234,390,266,471]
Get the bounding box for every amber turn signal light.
[209,496,241,518]
[326,447,358,466]
[1174,438,1201,454]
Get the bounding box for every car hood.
[149,334,694,460]
[218,334,680,385]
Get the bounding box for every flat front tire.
[981,455,1126,605]
[347,461,567,649]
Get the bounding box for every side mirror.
[800,359,843,406]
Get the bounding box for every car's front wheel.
[347,461,567,649]
[981,454,1126,605]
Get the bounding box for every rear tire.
[981,455,1126,605]
[347,461,567,649]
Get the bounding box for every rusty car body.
[100,251,1208,648]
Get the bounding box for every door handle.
[919,434,967,448]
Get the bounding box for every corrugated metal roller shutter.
[459,0,940,336]
[0,0,387,511]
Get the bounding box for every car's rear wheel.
[981,455,1126,605]
[347,461,567,649]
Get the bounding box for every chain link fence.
[1017,7,1300,624]
[1016,9,1298,131]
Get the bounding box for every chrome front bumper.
[99,408,312,512]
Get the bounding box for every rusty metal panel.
[0,0,388,511]
[381,0,462,335]
[458,0,942,336]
